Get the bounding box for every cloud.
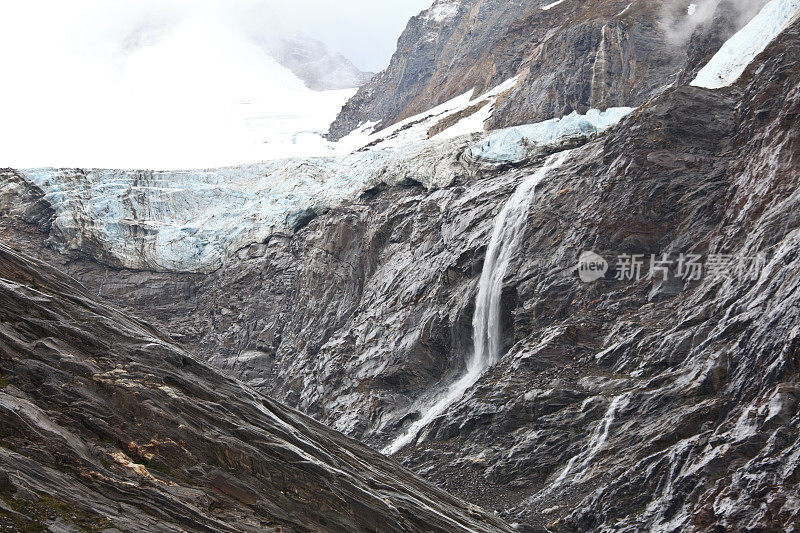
[0,0,363,169]
[265,0,435,72]
[660,0,770,46]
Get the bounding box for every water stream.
[590,24,609,107]
[383,150,571,454]
[551,393,628,487]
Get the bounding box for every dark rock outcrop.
[327,0,768,140]
[0,242,510,532]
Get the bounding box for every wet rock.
[0,242,511,532]
[1,9,799,533]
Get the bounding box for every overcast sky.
[270,0,435,71]
[0,0,433,72]
[0,0,437,168]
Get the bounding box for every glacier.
[13,102,634,274]
[691,0,800,89]
[467,107,635,164]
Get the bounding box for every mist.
[660,0,770,45]
[267,0,435,72]
[0,0,433,169]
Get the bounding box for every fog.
[268,0,436,72]
[0,0,433,169]
[661,0,769,45]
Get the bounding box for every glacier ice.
[467,107,634,164]
[691,0,800,89]
[17,136,477,274]
[13,78,634,274]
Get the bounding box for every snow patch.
[425,0,460,22]
[542,0,566,11]
[429,75,522,140]
[691,0,800,89]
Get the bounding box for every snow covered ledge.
[10,105,635,274]
[691,0,800,89]
[467,107,635,166]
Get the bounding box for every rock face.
[2,6,800,533]
[327,0,769,140]
[262,33,374,91]
[0,241,510,532]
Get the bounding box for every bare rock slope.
[0,242,510,532]
[328,0,768,140]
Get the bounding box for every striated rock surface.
[1,7,800,533]
[0,241,510,532]
[327,0,770,140]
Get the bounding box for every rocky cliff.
[327,0,769,140]
[0,241,510,532]
[2,2,800,532]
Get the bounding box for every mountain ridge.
[327,0,769,140]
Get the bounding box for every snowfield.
[691,0,800,89]
[0,2,358,170]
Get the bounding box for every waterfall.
[383,151,571,455]
[550,393,629,488]
[590,24,609,107]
